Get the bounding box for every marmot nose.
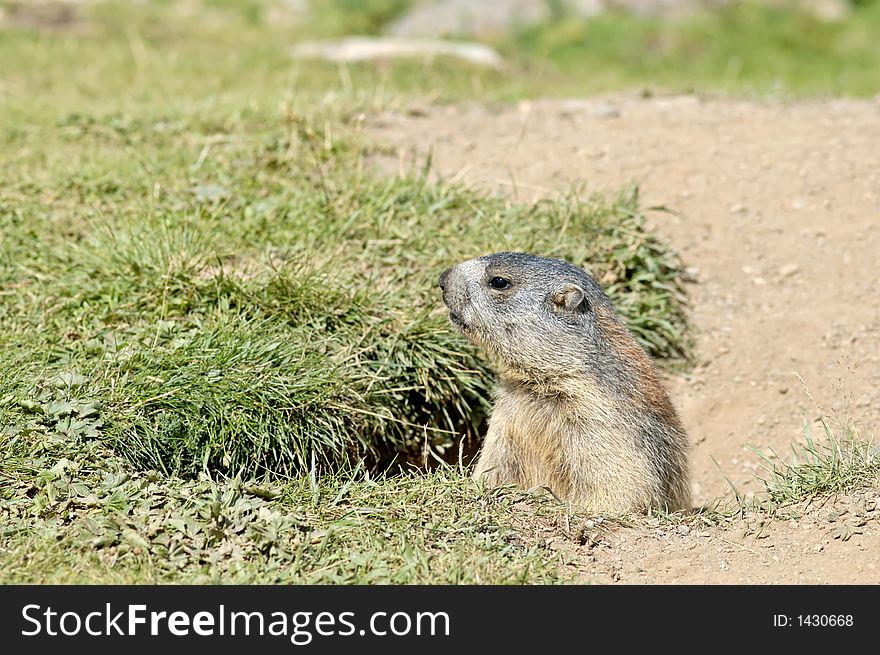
[438,268,451,291]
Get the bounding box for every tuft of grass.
[751,416,880,505]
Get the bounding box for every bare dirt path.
[366,93,880,582]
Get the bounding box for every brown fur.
[594,305,682,429]
[474,377,661,514]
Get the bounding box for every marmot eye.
[488,276,511,290]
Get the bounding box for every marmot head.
[439,252,623,381]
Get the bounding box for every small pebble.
[778,263,800,278]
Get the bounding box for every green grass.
[508,1,880,97]
[0,429,571,583]
[4,0,880,115]
[752,415,880,506]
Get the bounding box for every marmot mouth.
[448,311,467,328]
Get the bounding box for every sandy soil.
[365,93,880,582]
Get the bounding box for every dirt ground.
[365,93,880,582]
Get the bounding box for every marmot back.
[439,252,690,514]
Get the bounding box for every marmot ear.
[552,283,587,313]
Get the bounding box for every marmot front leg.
[472,426,520,487]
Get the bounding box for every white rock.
[290,36,505,69]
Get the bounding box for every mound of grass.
[1,125,690,479]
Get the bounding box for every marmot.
[439,252,690,514]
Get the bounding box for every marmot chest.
[492,381,623,479]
